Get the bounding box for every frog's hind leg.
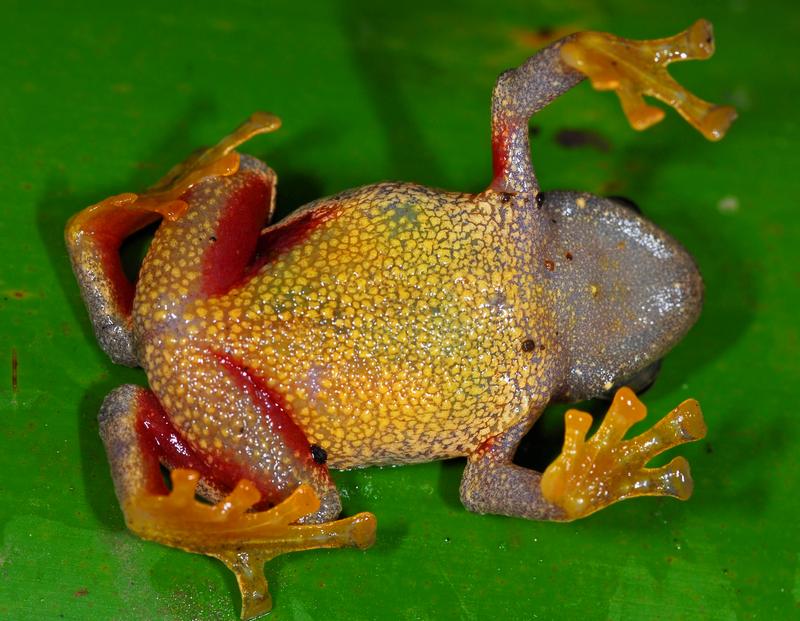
[98,384,376,620]
[461,389,706,521]
[65,112,281,367]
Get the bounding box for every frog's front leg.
[98,385,376,620]
[461,389,706,521]
[461,416,566,520]
[491,20,736,195]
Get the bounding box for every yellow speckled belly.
[188,183,559,468]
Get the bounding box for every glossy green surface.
[1,1,798,619]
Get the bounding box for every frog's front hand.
[541,387,707,520]
[127,469,376,620]
[560,19,737,140]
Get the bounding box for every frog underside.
[65,20,730,620]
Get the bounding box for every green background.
[1,1,798,619]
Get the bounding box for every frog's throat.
[560,19,736,140]
[541,387,707,520]
[126,468,376,621]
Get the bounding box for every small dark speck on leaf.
[444,536,451,543]
[530,124,541,137]
[74,588,89,597]
[705,442,714,454]
[555,128,611,152]
[11,347,18,394]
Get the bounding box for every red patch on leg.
[491,119,510,189]
[200,171,272,297]
[214,352,328,479]
[475,435,497,459]
[246,202,340,276]
[134,390,282,504]
[69,206,161,315]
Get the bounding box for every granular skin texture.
[135,169,563,475]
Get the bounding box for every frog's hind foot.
[127,468,376,620]
[541,387,707,520]
[560,19,737,140]
[98,385,375,620]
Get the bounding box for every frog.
[65,20,734,620]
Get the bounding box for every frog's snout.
[543,192,703,402]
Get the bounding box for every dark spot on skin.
[565,251,573,260]
[544,259,555,271]
[706,36,712,44]
[550,218,557,224]
[521,339,536,352]
[499,192,513,203]
[209,235,217,242]
[310,444,327,465]
[237,426,244,435]
[535,192,545,209]
[554,128,611,152]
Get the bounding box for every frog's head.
[541,192,703,402]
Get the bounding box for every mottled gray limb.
[490,36,584,194]
[98,384,157,507]
[67,244,139,366]
[459,412,566,521]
